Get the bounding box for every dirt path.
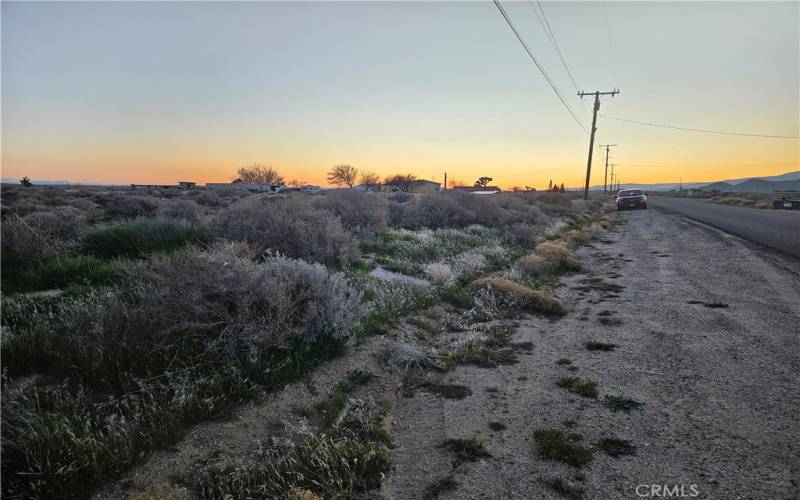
[385,208,800,499]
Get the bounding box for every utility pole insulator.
[578,89,619,200]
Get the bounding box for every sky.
[2,1,798,189]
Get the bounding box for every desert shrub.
[188,190,226,207]
[210,196,359,267]
[396,193,476,228]
[101,194,159,220]
[518,240,580,276]
[467,277,565,316]
[388,192,415,203]
[157,199,202,223]
[1,215,54,266]
[24,207,87,242]
[313,190,388,232]
[538,192,572,208]
[393,192,547,230]
[4,245,362,382]
[64,196,100,213]
[508,222,541,245]
[1,244,365,497]
[122,244,365,358]
[82,216,208,259]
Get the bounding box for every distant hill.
[698,177,800,193]
[593,170,800,193]
[724,171,800,185]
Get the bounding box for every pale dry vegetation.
[0,184,609,498]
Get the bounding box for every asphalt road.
[646,196,800,258]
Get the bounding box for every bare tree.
[448,178,466,189]
[20,176,32,187]
[359,171,381,191]
[384,173,418,192]
[474,176,493,188]
[237,164,284,185]
[327,164,359,188]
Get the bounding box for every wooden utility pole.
[597,143,617,194]
[578,90,619,199]
[609,163,617,194]
[444,172,448,192]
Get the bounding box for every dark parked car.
[616,189,648,210]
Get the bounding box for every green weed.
[533,429,593,467]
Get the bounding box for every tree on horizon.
[327,164,359,188]
[237,164,284,185]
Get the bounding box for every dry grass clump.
[563,227,593,246]
[518,240,580,276]
[386,341,439,370]
[194,430,390,499]
[423,262,456,287]
[468,277,565,316]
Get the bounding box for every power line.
[601,114,800,139]
[527,1,580,94]
[492,0,588,133]
[601,1,619,88]
[493,165,579,178]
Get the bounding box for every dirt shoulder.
[384,208,800,499]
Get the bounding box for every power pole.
[578,89,619,200]
[444,172,448,192]
[597,143,617,194]
[609,163,617,194]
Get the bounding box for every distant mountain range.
[698,177,800,193]
[598,171,800,193]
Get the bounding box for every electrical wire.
[601,114,800,139]
[528,1,580,94]
[493,165,579,178]
[601,1,619,88]
[492,0,589,134]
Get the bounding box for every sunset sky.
[2,1,798,189]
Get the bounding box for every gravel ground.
[384,208,800,499]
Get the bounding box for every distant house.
[206,182,285,192]
[383,179,441,194]
[449,186,502,195]
[131,183,179,190]
[178,181,196,189]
